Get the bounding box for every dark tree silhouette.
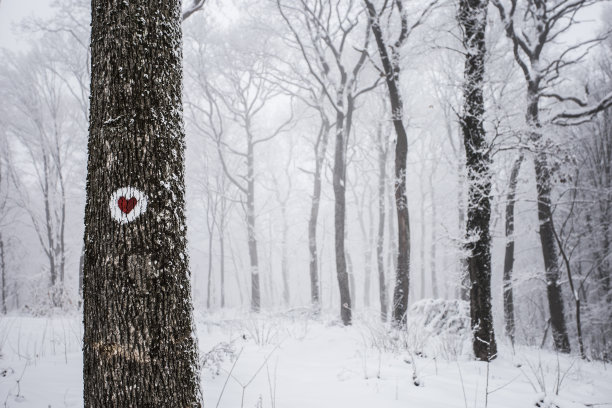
[459,0,498,361]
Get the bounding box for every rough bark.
[503,153,523,345]
[458,0,498,361]
[78,245,85,307]
[83,1,202,406]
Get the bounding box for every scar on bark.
[93,341,151,363]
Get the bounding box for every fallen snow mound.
[407,298,470,337]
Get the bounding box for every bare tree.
[364,0,438,324]
[272,142,294,306]
[195,54,293,312]
[490,0,612,353]
[277,0,379,325]
[0,119,13,314]
[0,48,80,305]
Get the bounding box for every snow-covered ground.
[1,309,611,408]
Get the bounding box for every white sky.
[0,0,54,51]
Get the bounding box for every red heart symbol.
[118,196,137,214]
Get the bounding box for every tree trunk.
[429,174,438,298]
[552,203,585,358]
[308,172,322,307]
[355,184,373,309]
[1,234,6,314]
[42,154,57,291]
[363,199,374,308]
[348,251,356,310]
[219,231,225,308]
[420,182,426,299]
[387,174,397,295]
[503,153,523,345]
[526,88,571,353]
[57,147,67,296]
[459,0,498,361]
[364,0,411,325]
[308,120,330,309]
[376,129,388,321]
[206,216,214,309]
[455,131,470,301]
[247,140,261,312]
[83,1,202,406]
[333,107,352,325]
[281,202,290,306]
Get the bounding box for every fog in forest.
[0,0,611,406]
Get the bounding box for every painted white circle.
[109,186,148,224]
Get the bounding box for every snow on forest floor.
[0,308,611,408]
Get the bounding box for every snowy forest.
[0,0,611,406]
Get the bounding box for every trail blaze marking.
[109,187,148,224]
[118,197,137,214]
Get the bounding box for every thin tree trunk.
[219,178,226,309]
[387,174,397,296]
[56,144,66,296]
[228,232,245,307]
[206,212,214,309]
[219,231,225,308]
[365,201,374,308]
[281,202,289,306]
[420,181,426,299]
[83,1,202,405]
[364,0,411,325]
[459,0,498,361]
[1,234,6,314]
[458,158,469,301]
[355,184,373,309]
[42,154,57,291]
[308,120,330,309]
[429,172,438,298]
[452,124,470,301]
[552,208,585,358]
[247,140,261,312]
[527,89,571,353]
[376,128,388,321]
[503,153,523,345]
[333,105,352,325]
